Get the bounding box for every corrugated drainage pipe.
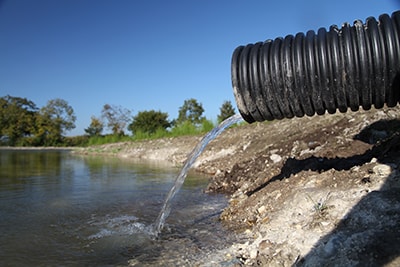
[232,11,400,123]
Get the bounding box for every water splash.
[152,114,244,236]
[88,215,153,239]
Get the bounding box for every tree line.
[0,95,236,146]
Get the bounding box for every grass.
[5,117,245,148]
[66,116,249,147]
[306,192,331,214]
[84,119,219,146]
[86,134,132,146]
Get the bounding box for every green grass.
[83,119,220,146]
[86,134,132,146]
[133,119,217,140]
[66,117,247,147]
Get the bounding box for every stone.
[320,221,330,227]
[249,248,258,259]
[370,157,378,163]
[257,205,267,215]
[259,239,272,252]
[270,154,282,163]
[372,164,392,177]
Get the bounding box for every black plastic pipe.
[232,11,400,123]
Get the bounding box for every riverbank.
[76,106,400,266]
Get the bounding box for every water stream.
[152,114,243,236]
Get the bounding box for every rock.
[257,205,267,215]
[307,141,321,150]
[320,221,330,227]
[270,149,279,154]
[249,248,258,259]
[214,169,224,178]
[270,154,282,163]
[372,164,392,177]
[350,166,360,173]
[258,239,273,253]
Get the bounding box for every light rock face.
[78,106,400,266]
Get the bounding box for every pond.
[0,149,239,266]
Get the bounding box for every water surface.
[0,149,237,266]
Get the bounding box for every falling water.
[152,114,244,236]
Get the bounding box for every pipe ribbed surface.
[232,11,400,123]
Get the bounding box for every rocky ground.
[76,106,400,266]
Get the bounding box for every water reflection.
[0,150,235,266]
[0,149,66,183]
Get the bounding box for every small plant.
[306,192,331,214]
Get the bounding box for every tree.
[128,110,170,135]
[101,104,131,135]
[217,100,236,123]
[0,95,38,145]
[35,98,76,145]
[176,98,205,125]
[84,116,104,136]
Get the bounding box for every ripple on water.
[87,214,155,240]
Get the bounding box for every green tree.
[128,110,170,135]
[0,95,38,145]
[35,98,76,145]
[84,116,104,136]
[176,98,205,125]
[217,100,236,123]
[101,104,131,135]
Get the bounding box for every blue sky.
[1,0,399,136]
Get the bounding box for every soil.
[75,106,400,266]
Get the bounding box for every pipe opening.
[232,11,400,123]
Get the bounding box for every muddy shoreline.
[75,106,400,266]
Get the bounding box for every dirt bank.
[76,106,400,266]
